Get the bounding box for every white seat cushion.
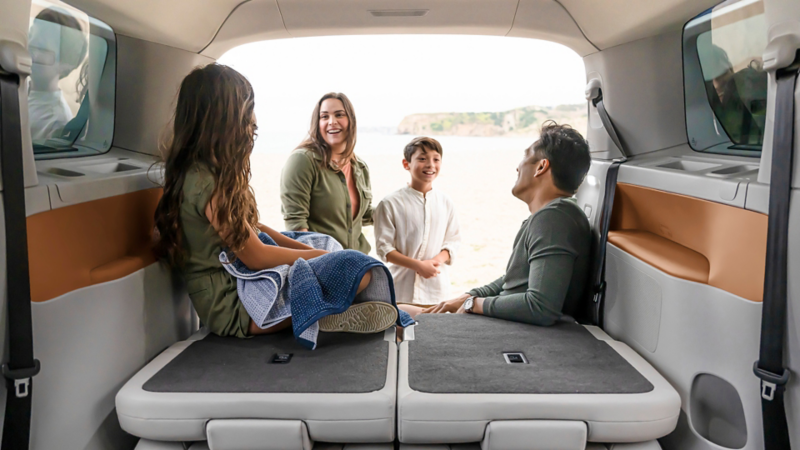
[116,329,397,443]
[397,316,680,444]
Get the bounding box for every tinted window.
[28,0,115,159]
[683,0,767,155]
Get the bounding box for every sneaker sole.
[319,301,398,333]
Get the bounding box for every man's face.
[512,145,542,201]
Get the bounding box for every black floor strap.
[754,63,798,450]
[0,73,39,450]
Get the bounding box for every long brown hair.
[296,92,358,168]
[153,64,259,267]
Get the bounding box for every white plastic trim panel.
[396,326,680,444]
[206,419,313,450]
[134,439,186,450]
[29,264,191,450]
[604,244,765,449]
[116,335,398,442]
[480,420,587,450]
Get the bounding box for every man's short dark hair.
[530,121,591,193]
[404,136,443,162]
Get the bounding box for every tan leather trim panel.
[27,188,162,303]
[610,183,767,302]
[608,230,710,284]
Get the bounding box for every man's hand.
[423,293,470,314]
[415,260,441,279]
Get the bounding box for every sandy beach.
[250,133,537,300]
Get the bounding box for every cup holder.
[80,162,143,174]
[710,165,759,176]
[657,160,721,172]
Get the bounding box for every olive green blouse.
[179,165,251,338]
[280,149,374,253]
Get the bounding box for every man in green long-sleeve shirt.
[423,121,592,326]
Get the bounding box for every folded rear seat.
[116,328,398,450]
[397,315,681,450]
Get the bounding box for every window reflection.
[27,6,88,143]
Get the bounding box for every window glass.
[684,0,767,155]
[28,0,115,159]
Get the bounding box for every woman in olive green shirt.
[281,93,374,253]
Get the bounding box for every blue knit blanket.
[220,231,414,349]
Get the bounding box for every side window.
[683,0,767,156]
[28,0,115,159]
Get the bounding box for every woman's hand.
[415,260,441,279]
[423,293,470,314]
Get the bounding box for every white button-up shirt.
[374,186,461,305]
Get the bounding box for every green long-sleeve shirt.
[469,197,591,326]
[280,149,374,253]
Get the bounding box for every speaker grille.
[369,9,429,17]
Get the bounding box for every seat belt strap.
[591,160,622,327]
[587,88,629,327]
[592,90,630,159]
[0,73,39,450]
[753,62,798,450]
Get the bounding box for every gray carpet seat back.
[407,314,653,394]
[143,331,389,394]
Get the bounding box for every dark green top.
[179,165,251,338]
[469,197,591,326]
[280,148,374,253]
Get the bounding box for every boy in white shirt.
[374,137,461,305]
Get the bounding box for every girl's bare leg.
[249,318,292,336]
[356,270,372,295]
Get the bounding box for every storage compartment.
[689,374,747,449]
[43,167,85,177]
[657,160,721,172]
[80,161,143,174]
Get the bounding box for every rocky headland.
[397,104,587,137]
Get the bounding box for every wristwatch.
[464,296,476,314]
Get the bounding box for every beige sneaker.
[319,301,398,333]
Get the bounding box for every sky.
[219,34,587,134]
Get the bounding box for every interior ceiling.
[64,0,721,57]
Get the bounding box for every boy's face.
[403,147,441,185]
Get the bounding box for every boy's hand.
[416,260,441,279]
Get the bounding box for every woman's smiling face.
[318,98,349,150]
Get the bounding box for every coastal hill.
[397,104,587,137]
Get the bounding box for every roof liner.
[63,0,721,57]
[64,0,243,52]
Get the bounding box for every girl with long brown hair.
[280,93,375,253]
[153,65,396,339]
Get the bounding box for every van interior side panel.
[576,16,800,449]
[0,27,206,448]
[113,36,215,156]
[29,264,192,450]
[582,30,687,158]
